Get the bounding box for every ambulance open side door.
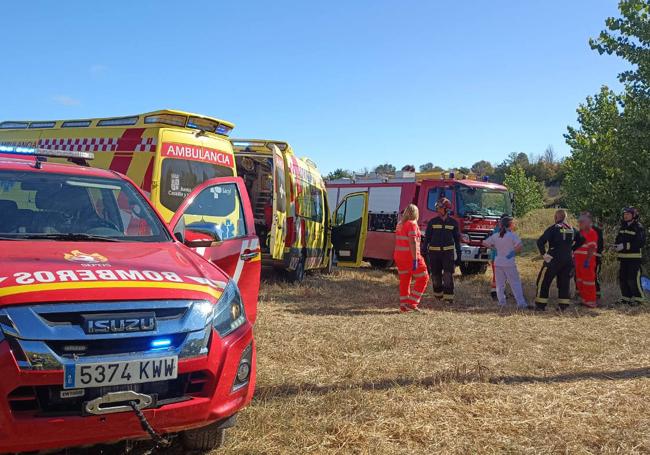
[331,191,369,267]
[269,144,288,260]
[170,176,261,324]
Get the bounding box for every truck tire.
[287,252,306,283]
[181,423,226,451]
[460,262,488,275]
[368,259,394,269]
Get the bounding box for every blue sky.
[1,1,628,173]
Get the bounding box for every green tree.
[325,168,352,180]
[374,163,396,175]
[564,86,624,221]
[419,162,444,172]
[591,0,650,94]
[504,165,544,217]
[470,160,494,176]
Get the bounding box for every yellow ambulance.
[0,111,368,282]
[232,140,368,281]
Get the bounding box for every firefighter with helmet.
[423,197,462,303]
[614,207,646,305]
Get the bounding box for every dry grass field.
[110,210,650,454]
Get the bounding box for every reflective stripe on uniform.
[399,296,410,301]
[398,270,409,275]
[412,290,424,297]
[412,272,427,278]
[582,281,596,286]
[395,246,410,251]
[443,294,454,300]
[445,225,454,230]
[535,297,548,303]
[429,245,455,251]
[431,224,443,229]
[433,292,443,298]
[618,252,642,259]
[558,299,571,304]
[408,231,418,235]
[619,229,636,235]
[395,235,409,240]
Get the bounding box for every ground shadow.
[254,366,650,402]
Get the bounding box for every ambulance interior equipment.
[235,153,275,252]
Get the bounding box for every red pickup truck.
[0,147,260,453]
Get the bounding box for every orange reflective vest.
[394,220,420,261]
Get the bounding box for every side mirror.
[184,221,223,248]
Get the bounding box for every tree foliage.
[419,162,444,172]
[504,165,544,217]
[470,160,494,176]
[590,0,650,94]
[564,1,650,225]
[326,168,352,180]
[374,163,396,175]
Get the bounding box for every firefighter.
[423,198,461,303]
[535,209,584,311]
[574,212,598,308]
[394,204,429,312]
[614,207,646,305]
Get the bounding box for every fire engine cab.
[0,146,258,453]
[326,171,513,274]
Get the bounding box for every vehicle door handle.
[241,250,259,261]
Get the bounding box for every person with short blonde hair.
[394,204,429,312]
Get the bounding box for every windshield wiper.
[17,233,123,242]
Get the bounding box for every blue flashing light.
[483,176,489,182]
[0,145,37,155]
[150,338,172,349]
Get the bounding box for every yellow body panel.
[0,110,237,223]
[232,139,330,271]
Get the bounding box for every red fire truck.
[326,171,513,274]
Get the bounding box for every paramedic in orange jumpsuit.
[394,204,429,312]
[574,212,598,308]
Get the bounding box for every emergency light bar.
[0,145,95,160]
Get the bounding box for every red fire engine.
[326,171,513,274]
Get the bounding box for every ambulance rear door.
[169,176,261,324]
[331,191,369,267]
[269,145,288,260]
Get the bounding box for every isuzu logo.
[82,312,156,334]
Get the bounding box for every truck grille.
[0,300,213,371]
[466,230,490,243]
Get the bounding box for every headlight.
[212,280,246,337]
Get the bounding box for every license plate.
[461,249,473,259]
[63,356,178,389]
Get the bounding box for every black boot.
[535,303,546,312]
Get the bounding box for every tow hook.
[84,390,154,416]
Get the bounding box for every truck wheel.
[368,259,393,269]
[181,423,226,451]
[287,253,306,283]
[460,262,487,275]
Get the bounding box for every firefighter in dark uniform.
[614,207,646,305]
[535,209,584,311]
[593,223,604,299]
[423,198,461,303]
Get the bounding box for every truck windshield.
[456,186,511,218]
[160,158,234,212]
[0,170,170,242]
